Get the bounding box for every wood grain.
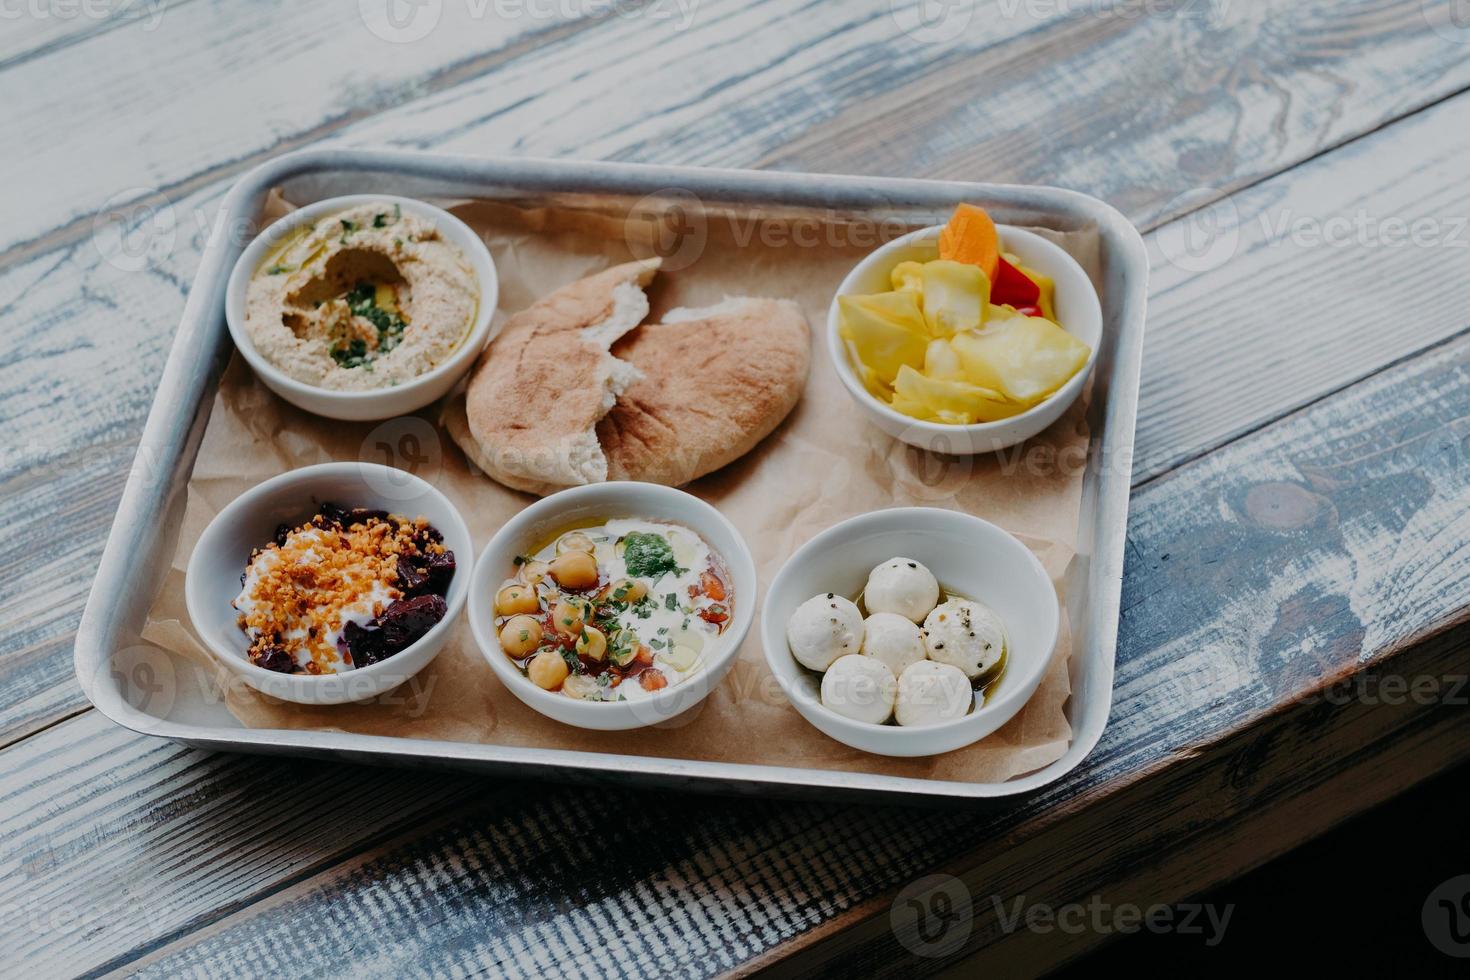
[1137,90,1470,478]
[4,2,1470,975]
[8,318,1470,977]
[760,0,1470,231]
[7,0,1470,748]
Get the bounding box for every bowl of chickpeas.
[468,481,756,731]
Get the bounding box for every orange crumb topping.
[234,514,431,671]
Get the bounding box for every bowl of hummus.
[226,194,498,420]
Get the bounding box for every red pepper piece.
[992,255,1040,307]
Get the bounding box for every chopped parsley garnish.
[649,638,666,650]
[265,263,294,275]
[330,280,407,369]
[664,592,679,611]
[622,532,680,579]
[339,219,359,243]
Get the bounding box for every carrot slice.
[937,203,1000,281]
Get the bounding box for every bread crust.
[461,259,659,493]
[599,297,810,487]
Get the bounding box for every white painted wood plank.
[1136,90,1470,479]
[0,0,615,255]
[759,0,1470,231]
[0,0,179,67]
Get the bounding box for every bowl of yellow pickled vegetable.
[828,204,1102,455]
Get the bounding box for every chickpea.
[575,625,607,662]
[496,583,540,617]
[562,674,600,700]
[518,559,551,586]
[549,551,599,590]
[527,648,569,690]
[499,615,543,657]
[552,597,589,636]
[556,531,596,555]
[601,578,647,604]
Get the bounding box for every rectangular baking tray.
[75,149,1147,803]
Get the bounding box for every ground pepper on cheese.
[233,511,444,674]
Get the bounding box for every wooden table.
[6,2,1470,975]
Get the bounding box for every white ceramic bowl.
[469,482,756,732]
[185,462,473,704]
[827,224,1102,454]
[224,194,499,421]
[761,507,1058,757]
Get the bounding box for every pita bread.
[458,259,659,495]
[599,298,809,487]
[449,264,810,495]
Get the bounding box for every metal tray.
[75,149,1147,803]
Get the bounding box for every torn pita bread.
[599,298,809,487]
[458,258,659,495]
[448,263,810,495]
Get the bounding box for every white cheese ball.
[861,613,927,676]
[820,654,898,725]
[787,593,864,671]
[895,661,972,727]
[922,598,1005,680]
[864,557,939,623]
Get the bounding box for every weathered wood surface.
[8,0,1470,747]
[9,302,1470,978]
[4,0,1470,975]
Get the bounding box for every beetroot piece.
[340,594,448,667]
[396,549,456,598]
[254,646,296,673]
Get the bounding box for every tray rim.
[74,147,1148,802]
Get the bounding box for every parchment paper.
[142,196,1098,783]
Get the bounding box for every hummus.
[245,202,478,390]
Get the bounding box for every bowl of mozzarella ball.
[760,507,1059,757]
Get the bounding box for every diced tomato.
[992,255,1041,307]
[640,669,668,692]
[698,602,729,625]
[636,645,654,666]
[699,570,726,601]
